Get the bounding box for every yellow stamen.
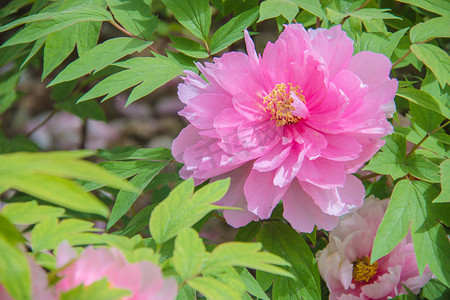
[352,256,378,283]
[263,83,305,127]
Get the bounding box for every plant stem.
[26,110,58,137]
[392,38,432,69]
[405,120,450,159]
[340,0,373,25]
[359,172,381,181]
[79,119,88,149]
[315,17,320,28]
[108,20,161,55]
[392,49,411,69]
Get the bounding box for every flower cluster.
[317,197,432,299]
[0,242,177,300]
[172,24,397,232]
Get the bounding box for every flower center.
[352,256,378,283]
[263,83,305,127]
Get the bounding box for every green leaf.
[173,228,206,280]
[161,0,211,41]
[409,181,450,286]
[77,56,183,106]
[434,159,450,203]
[364,133,408,179]
[106,0,157,40]
[150,178,230,244]
[0,6,112,47]
[0,215,26,245]
[54,96,106,121]
[406,153,441,183]
[257,221,321,300]
[76,21,101,56]
[239,268,270,300]
[80,160,157,191]
[235,221,262,242]
[371,180,412,262]
[2,173,110,217]
[349,8,400,21]
[31,217,98,251]
[114,204,156,237]
[165,50,198,73]
[42,25,78,80]
[20,37,46,69]
[0,151,137,192]
[409,102,444,133]
[396,88,450,119]
[60,278,131,300]
[98,146,173,161]
[0,0,33,19]
[188,276,243,300]
[49,37,152,86]
[422,278,450,300]
[291,0,326,19]
[258,0,299,23]
[395,126,445,157]
[169,35,209,58]
[411,43,450,89]
[354,28,408,58]
[396,0,450,17]
[1,200,65,225]
[0,151,137,217]
[107,161,168,229]
[209,7,259,54]
[0,236,31,300]
[0,69,22,113]
[205,242,292,278]
[0,134,39,154]
[410,17,450,44]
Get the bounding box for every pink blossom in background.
[317,197,432,299]
[172,24,397,232]
[0,256,56,300]
[55,242,177,300]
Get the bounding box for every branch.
[26,110,58,137]
[405,120,450,159]
[340,0,373,25]
[108,20,162,55]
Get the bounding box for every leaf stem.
[108,20,161,55]
[340,0,372,25]
[26,109,58,137]
[392,38,433,69]
[405,119,450,159]
[392,49,411,69]
[359,172,381,181]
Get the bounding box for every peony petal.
[253,142,292,172]
[301,175,365,216]
[180,92,233,129]
[213,163,259,227]
[177,71,219,104]
[298,158,346,188]
[308,25,354,79]
[197,52,263,97]
[282,180,339,232]
[321,134,363,161]
[244,168,288,218]
[361,266,401,299]
[172,125,201,163]
[273,143,306,187]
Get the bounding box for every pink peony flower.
[317,197,432,299]
[0,256,57,300]
[172,24,397,232]
[55,242,177,300]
